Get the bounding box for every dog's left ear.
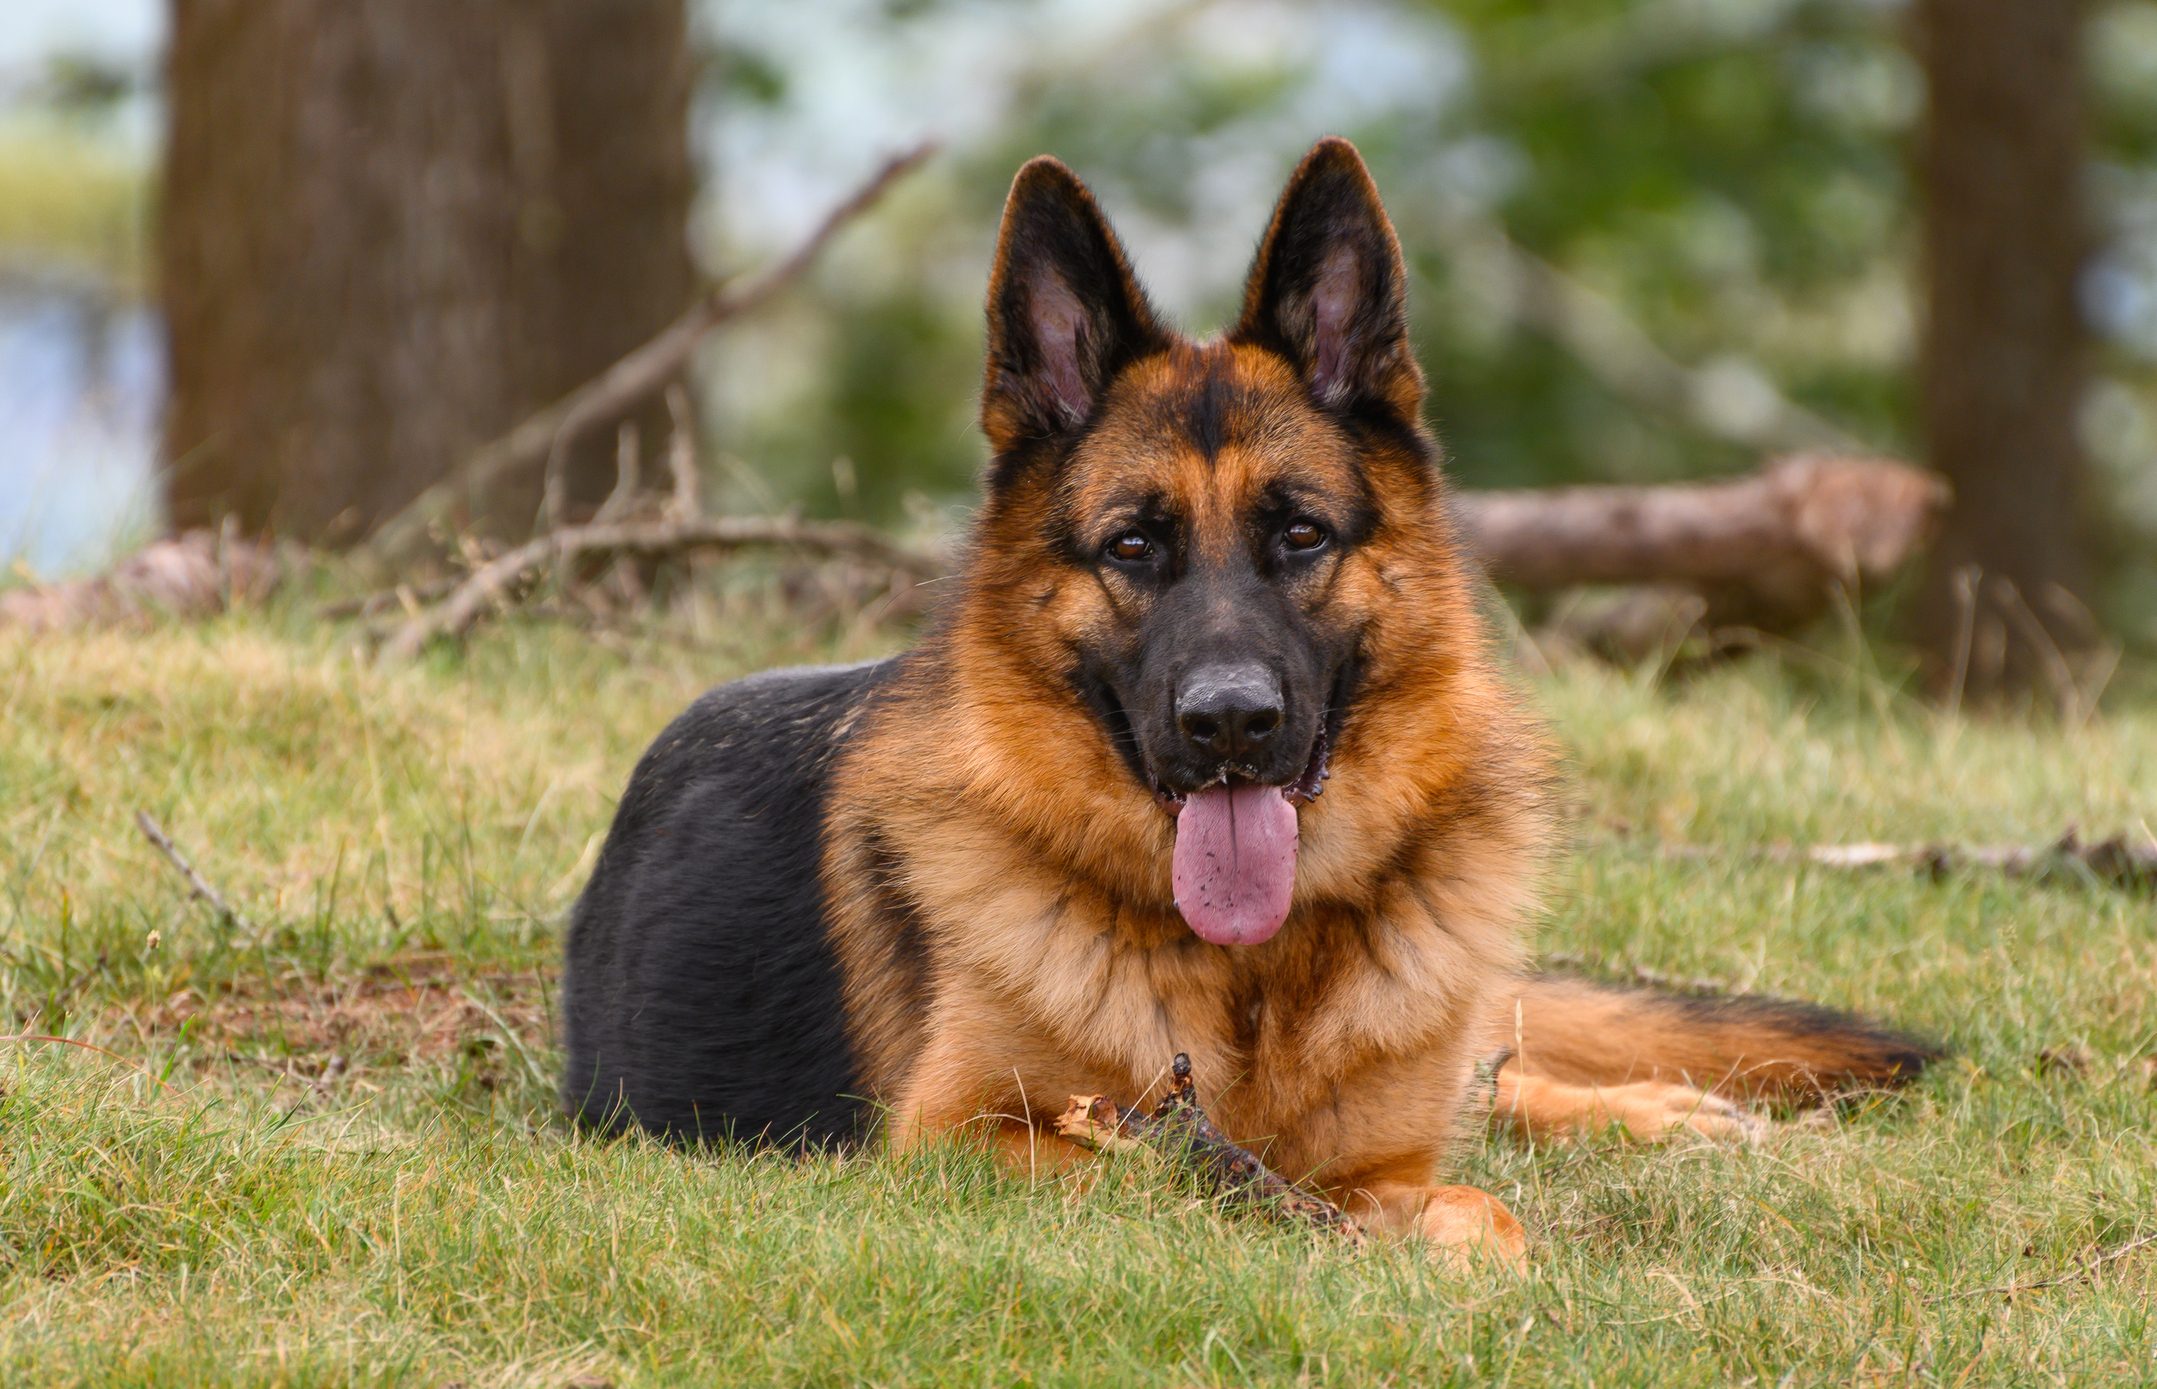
[1231,138,1423,421]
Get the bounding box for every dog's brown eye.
[1107,530,1153,563]
[1282,519,1328,552]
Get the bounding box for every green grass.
[3,610,2153,1385]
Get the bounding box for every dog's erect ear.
[982,157,1167,458]
[1231,138,1423,421]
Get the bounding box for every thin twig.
[1994,577,2088,724]
[134,809,261,938]
[1942,564,1979,724]
[663,384,701,521]
[539,424,571,535]
[1054,1053,1368,1248]
[368,142,936,561]
[594,421,642,525]
[1,1032,171,1091]
[225,1050,346,1102]
[1930,1231,2157,1303]
[315,575,461,622]
[377,513,944,662]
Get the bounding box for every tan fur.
[812,140,1922,1261]
[1493,1070,1763,1144]
[827,332,1557,1242]
[1488,974,1930,1110]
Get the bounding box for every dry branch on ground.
[1456,452,1949,636]
[373,394,947,661]
[1626,827,2157,893]
[1054,1053,1368,1248]
[376,511,944,662]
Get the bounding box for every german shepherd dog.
[562,139,1934,1261]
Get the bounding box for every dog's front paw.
[1413,1185,1530,1271]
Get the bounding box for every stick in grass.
[1053,1053,1367,1248]
[1931,1229,2157,1303]
[134,809,259,939]
[1636,827,2157,894]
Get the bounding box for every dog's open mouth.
[1152,727,1329,947]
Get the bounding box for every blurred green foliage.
[1,1,2152,632]
[702,0,2157,639]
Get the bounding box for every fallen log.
[1620,827,2157,894]
[1053,1053,1367,1248]
[1456,452,1949,632]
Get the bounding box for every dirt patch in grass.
[136,953,556,1091]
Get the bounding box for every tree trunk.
[159,0,695,545]
[1911,0,2093,699]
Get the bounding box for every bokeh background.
[3,0,2153,653]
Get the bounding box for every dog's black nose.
[1176,662,1284,760]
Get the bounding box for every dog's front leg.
[883,1017,1100,1178]
[1341,1178,1529,1270]
[1331,1146,1528,1268]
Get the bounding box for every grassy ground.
[3,607,2153,1386]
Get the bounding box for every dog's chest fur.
[856,802,1512,1162]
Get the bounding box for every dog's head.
[959,139,1484,945]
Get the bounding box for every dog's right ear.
[981,158,1167,462]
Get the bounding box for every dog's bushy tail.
[1491,973,1940,1106]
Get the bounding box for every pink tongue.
[1171,783,1298,946]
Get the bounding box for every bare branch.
[0,1032,172,1091]
[663,385,701,522]
[377,513,946,662]
[594,422,643,526]
[1054,1053,1368,1248]
[1441,215,1858,456]
[367,142,937,562]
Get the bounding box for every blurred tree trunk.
[1911,0,2093,699]
[160,0,695,545]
